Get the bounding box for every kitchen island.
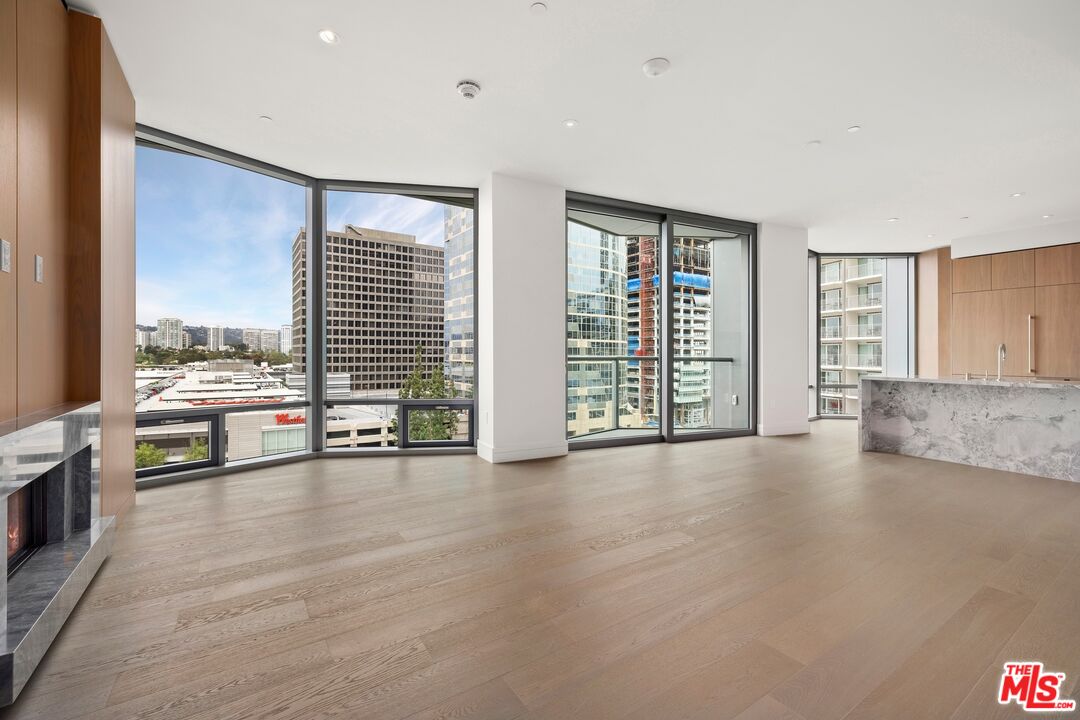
[860,376,1080,482]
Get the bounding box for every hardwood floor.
[5,421,1080,719]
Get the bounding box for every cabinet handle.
[1028,314,1035,373]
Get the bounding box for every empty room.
[1,0,1079,718]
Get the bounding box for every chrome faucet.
[997,343,1007,381]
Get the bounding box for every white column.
[757,223,811,436]
[477,173,568,463]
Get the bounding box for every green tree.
[183,438,209,462]
[392,345,458,442]
[135,442,168,469]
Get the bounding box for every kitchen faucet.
[997,343,1007,381]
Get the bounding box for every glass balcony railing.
[820,326,842,339]
[820,296,843,312]
[567,355,661,440]
[847,354,883,369]
[847,259,884,279]
[847,324,882,338]
[848,293,882,309]
[820,355,843,368]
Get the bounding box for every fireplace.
[6,478,45,577]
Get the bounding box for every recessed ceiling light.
[318,29,340,45]
[1010,192,1025,198]
[960,216,970,220]
[530,2,547,13]
[1043,214,1054,219]
[887,217,900,223]
[927,234,935,239]
[806,140,823,148]
[847,125,862,133]
[642,58,672,78]
[562,118,579,128]
[258,115,273,122]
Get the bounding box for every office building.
[7,2,1080,717]
[155,317,183,349]
[292,225,444,395]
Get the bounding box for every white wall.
[477,173,568,463]
[757,223,810,436]
[951,219,1080,258]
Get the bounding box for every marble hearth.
[860,377,1080,483]
[0,402,115,706]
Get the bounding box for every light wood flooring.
[5,421,1080,720]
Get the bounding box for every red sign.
[275,413,305,426]
[999,662,1075,712]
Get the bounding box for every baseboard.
[757,421,811,436]
[477,440,569,463]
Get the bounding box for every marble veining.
[861,377,1080,483]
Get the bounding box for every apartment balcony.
[820,298,844,313]
[847,324,882,339]
[846,294,883,310]
[820,358,842,370]
[847,354,883,370]
[820,326,842,339]
[845,259,884,281]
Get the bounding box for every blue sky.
[136,146,445,328]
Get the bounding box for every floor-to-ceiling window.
[812,255,914,417]
[133,141,308,478]
[320,186,476,450]
[567,197,755,447]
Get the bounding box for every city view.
[134,145,474,469]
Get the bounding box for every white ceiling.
[83,0,1080,252]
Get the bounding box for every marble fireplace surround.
[860,377,1080,483]
[0,402,115,706]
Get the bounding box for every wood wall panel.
[916,248,951,378]
[1035,244,1080,286]
[16,0,69,416]
[0,0,16,422]
[991,249,1034,290]
[70,12,135,518]
[952,255,992,293]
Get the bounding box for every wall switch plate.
[34,255,44,283]
[0,240,9,273]
[731,394,739,406]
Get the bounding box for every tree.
[183,438,209,462]
[135,442,168,469]
[392,344,458,442]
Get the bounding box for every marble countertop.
[0,402,101,442]
[864,376,1080,391]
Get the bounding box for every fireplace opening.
[8,477,46,577]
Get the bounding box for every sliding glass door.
[566,197,755,447]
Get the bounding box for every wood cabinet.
[951,288,1034,376]
[952,255,992,293]
[1035,244,1080,286]
[991,250,1035,289]
[1034,284,1080,379]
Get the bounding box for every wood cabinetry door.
[952,255,992,293]
[1035,245,1080,286]
[951,288,1034,376]
[991,250,1034,289]
[1034,284,1080,379]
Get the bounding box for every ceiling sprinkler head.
[457,80,481,100]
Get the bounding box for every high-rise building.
[260,330,279,354]
[292,225,445,395]
[818,257,886,415]
[279,325,292,355]
[156,317,183,350]
[242,328,263,351]
[443,206,474,397]
[207,326,225,351]
[182,331,192,349]
[135,329,152,348]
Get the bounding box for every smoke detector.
[456,80,481,100]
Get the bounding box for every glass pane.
[671,224,751,433]
[225,408,308,461]
[567,210,662,441]
[406,406,471,443]
[326,404,399,448]
[316,191,474,403]
[135,420,211,470]
[134,145,305,409]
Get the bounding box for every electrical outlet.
[0,239,9,273]
[34,255,44,283]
